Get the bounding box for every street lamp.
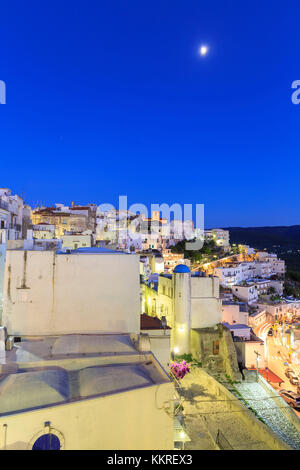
[254,350,261,382]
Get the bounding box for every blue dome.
[173,264,190,273]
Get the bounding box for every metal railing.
[169,371,183,412]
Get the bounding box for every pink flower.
[170,360,191,380]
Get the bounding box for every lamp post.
[254,350,261,382]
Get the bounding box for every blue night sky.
[0,1,300,227]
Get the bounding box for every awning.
[259,368,284,384]
[248,368,284,383]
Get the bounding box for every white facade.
[0,189,29,311]
[173,271,191,354]
[222,301,249,325]
[214,262,256,287]
[256,300,300,320]
[214,254,285,289]
[62,233,93,250]
[2,248,140,336]
[0,335,174,450]
[232,284,258,304]
[223,323,251,340]
[234,336,266,369]
[248,309,268,329]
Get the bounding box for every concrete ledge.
[191,368,291,450]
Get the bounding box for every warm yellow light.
[178,325,185,332]
[174,347,179,354]
[199,45,208,56]
[147,296,152,307]
[180,431,185,439]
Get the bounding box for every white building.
[0,333,174,450]
[0,189,29,310]
[61,232,93,250]
[214,262,256,287]
[223,323,251,340]
[222,301,249,325]
[223,323,266,369]
[248,309,269,329]
[214,254,285,289]
[33,223,56,239]
[256,299,300,321]
[143,266,222,356]
[0,246,178,450]
[140,313,171,371]
[2,247,141,336]
[232,283,258,305]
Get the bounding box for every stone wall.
[190,324,241,381]
[185,368,291,450]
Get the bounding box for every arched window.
[32,433,61,450]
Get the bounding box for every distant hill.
[223,225,300,251]
[223,225,300,273]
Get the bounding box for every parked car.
[267,329,274,336]
[285,368,295,379]
[279,390,300,409]
[290,376,299,386]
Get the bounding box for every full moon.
[199,45,208,56]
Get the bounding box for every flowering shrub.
[170,360,191,380]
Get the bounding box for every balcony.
[0,200,9,212]
[8,223,22,232]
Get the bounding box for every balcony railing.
[8,224,22,232]
[0,200,9,212]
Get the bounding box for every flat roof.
[57,247,128,255]
[223,322,250,330]
[222,301,248,311]
[0,334,171,416]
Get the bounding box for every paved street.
[254,320,300,418]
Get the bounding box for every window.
[213,340,220,355]
[32,434,61,450]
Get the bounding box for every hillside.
[223,225,300,274]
